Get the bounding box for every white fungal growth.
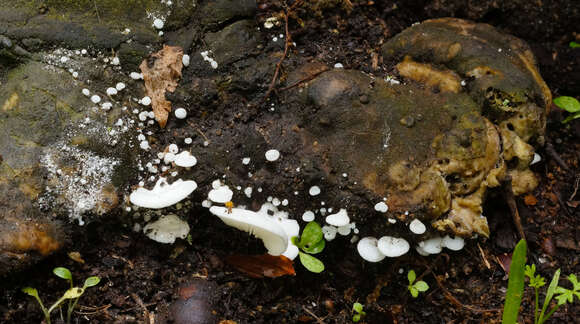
[374,202,388,213]
[325,208,350,227]
[242,157,251,165]
[377,236,410,257]
[90,95,101,104]
[442,235,465,251]
[409,219,426,234]
[140,96,152,106]
[115,82,126,91]
[208,185,233,203]
[265,149,280,161]
[82,88,90,96]
[168,144,179,154]
[174,151,197,167]
[302,211,315,222]
[130,72,143,80]
[174,108,187,119]
[143,214,190,244]
[129,177,197,209]
[182,54,190,67]
[309,186,321,196]
[357,237,386,262]
[153,18,165,29]
[322,225,337,241]
[244,187,253,198]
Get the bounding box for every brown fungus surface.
[289,18,549,238]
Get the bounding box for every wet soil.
[1,0,579,323]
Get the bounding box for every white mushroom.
[322,225,337,241]
[442,235,465,251]
[174,151,197,167]
[377,236,410,257]
[209,206,288,256]
[325,208,350,227]
[265,149,280,161]
[409,219,426,234]
[416,236,443,255]
[143,214,190,244]
[374,202,388,213]
[208,185,233,203]
[357,237,386,262]
[129,177,197,209]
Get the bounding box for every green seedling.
[407,270,429,298]
[553,96,580,123]
[570,41,580,49]
[502,239,527,324]
[502,239,579,324]
[352,302,366,322]
[291,221,325,273]
[22,267,100,324]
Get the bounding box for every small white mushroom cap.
[409,219,426,234]
[174,108,187,119]
[208,185,233,203]
[143,214,190,244]
[374,202,388,213]
[531,153,541,165]
[265,149,280,161]
[174,151,197,167]
[417,236,443,255]
[130,177,197,209]
[377,236,410,257]
[322,225,337,241]
[209,206,288,256]
[442,235,465,251]
[357,237,386,262]
[325,208,350,227]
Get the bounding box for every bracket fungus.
[129,178,197,209]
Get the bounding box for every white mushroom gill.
[143,214,190,244]
[377,236,410,257]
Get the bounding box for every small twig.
[130,293,151,323]
[262,1,303,103]
[278,66,330,92]
[504,178,526,241]
[545,142,570,172]
[431,271,502,313]
[186,120,209,142]
[75,304,112,315]
[301,305,325,324]
[569,174,580,201]
[477,243,491,270]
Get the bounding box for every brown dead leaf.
[140,45,184,128]
[225,254,295,278]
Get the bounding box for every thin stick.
[93,0,101,23]
[279,66,330,91]
[545,142,570,172]
[301,306,325,324]
[262,1,303,102]
[130,293,151,322]
[504,178,526,241]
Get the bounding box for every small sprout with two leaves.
[553,96,580,123]
[22,267,100,324]
[291,221,325,273]
[352,302,366,322]
[407,270,429,298]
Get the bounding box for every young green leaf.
[53,267,72,281]
[539,268,560,321]
[562,113,580,124]
[554,287,573,305]
[298,252,324,273]
[570,41,580,48]
[63,287,85,299]
[353,302,364,314]
[414,281,429,292]
[301,237,325,254]
[22,287,39,297]
[298,222,324,249]
[502,239,527,324]
[554,96,580,113]
[83,276,100,288]
[352,314,361,322]
[408,270,416,285]
[410,286,419,298]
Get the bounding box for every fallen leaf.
[140,45,184,128]
[67,251,85,264]
[225,254,295,278]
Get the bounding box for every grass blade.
[502,239,527,324]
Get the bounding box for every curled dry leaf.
[225,254,296,278]
[140,45,184,128]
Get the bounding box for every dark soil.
[2,1,579,323]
